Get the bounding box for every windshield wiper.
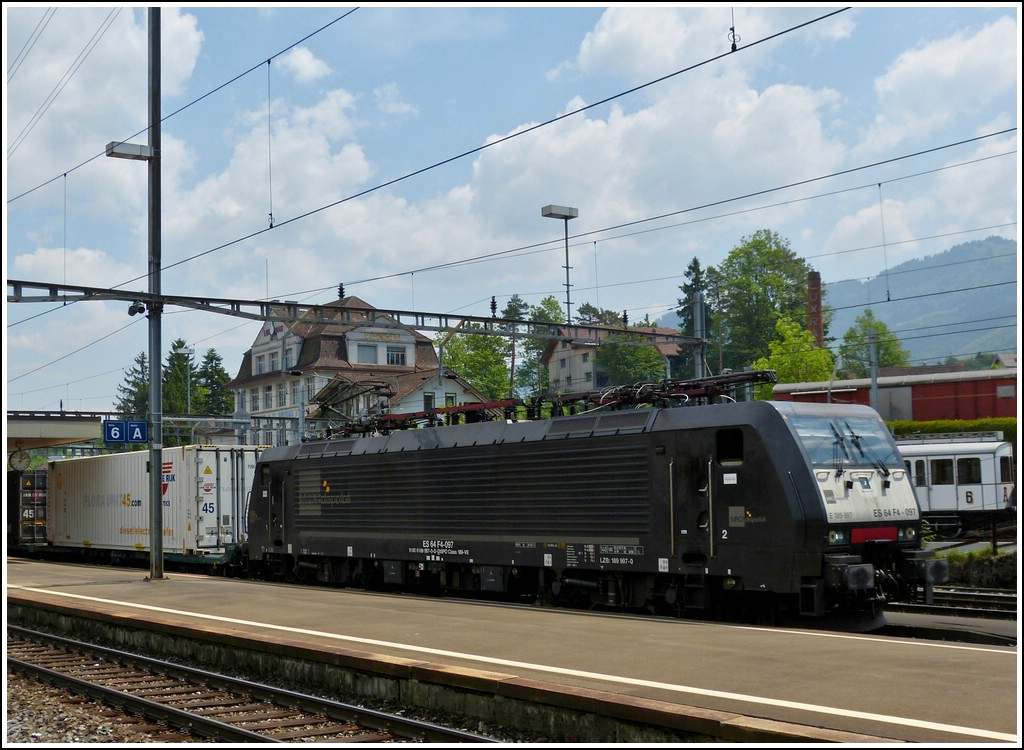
[843,420,890,477]
[829,422,848,477]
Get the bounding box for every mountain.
[656,236,1018,365]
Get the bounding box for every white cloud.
[374,83,418,117]
[279,46,331,84]
[865,17,1018,151]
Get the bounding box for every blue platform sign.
[104,420,148,444]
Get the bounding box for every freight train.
[7,378,950,629]
[244,397,948,628]
[9,445,261,573]
[895,432,1016,538]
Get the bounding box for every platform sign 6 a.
[104,420,149,444]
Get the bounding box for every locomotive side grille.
[290,437,652,536]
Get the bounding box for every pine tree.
[114,351,149,419]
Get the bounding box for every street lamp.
[184,347,194,413]
[175,345,195,414]
[542,205,578,324]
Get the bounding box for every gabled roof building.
[226,295,489,445]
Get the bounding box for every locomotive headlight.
[899,526,917,541]
[828,529,847,545]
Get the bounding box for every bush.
[942,549,1017,589]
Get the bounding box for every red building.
[772,367,1018,421]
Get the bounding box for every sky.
[3,3,1020,415]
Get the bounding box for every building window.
[357,344,377,364]
[423,392,435,411]
[560,358,566,369]
[552,378,560,389]
[255,355,265,375]
[277,384,286,407]
[238,390,246,412]
[269,351,279,372]
[566,375,572,387]
[305,377,316,402]
[264,385,273,409]
[284,348,293,369]
[387,346,407,366]
[445,393,457,407]
[291,381,299,405]
[582,352,589,363]
[585,371,592,382]
[251,388,260,411]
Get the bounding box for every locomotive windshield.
[788,414,903,474]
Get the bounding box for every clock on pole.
[10,450,31,472]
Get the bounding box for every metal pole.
[869,330,879,411]
[147,7,164,580]
[562,218,572,325]
[692,291,705,379]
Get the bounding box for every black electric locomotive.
[244,399,948,626]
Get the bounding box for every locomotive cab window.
[717,428,743,465]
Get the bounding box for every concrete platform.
[6,559,1019,744]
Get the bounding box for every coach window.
[957,457,982,484]
[999,456,1013,483]
[912,459,926,487]
[717,428,743,465]
[930,458,954,485]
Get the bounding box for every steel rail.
[8,625,499,743]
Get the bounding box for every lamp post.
[105,8,163,580]
[541,205,578,324]
[175,345,195,414]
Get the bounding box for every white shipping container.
[47,445,262,556]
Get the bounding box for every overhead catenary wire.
[7,6,57,81]
[7,8,122,159]
[5,7,1015,400]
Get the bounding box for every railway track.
[7,625,498,743]
[886,586,1017,620]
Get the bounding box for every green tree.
[516,296,564,396]
[162,339,196,416]
[712,229,819,372]
[751,317,835,400]
[439,324,510,401]
[593,333,668,387]
[575,302,625,326]
[502,295,530,399]
[838,309,911,377]
[114,351,149,419]
[195,349,234,415]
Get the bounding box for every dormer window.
[387,346,407,366]
[357,344,377,364]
